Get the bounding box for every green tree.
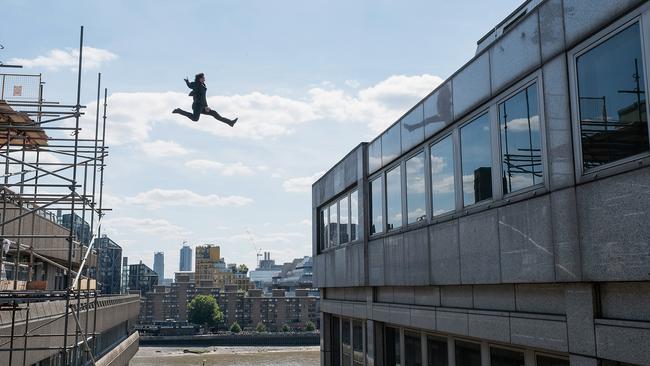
[229,322,241,333]
[281,323,290,332]
[255,322,267,332]
[238,264,249,274]
[188,295,223,328]
[305,321,316,331]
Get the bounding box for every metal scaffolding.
[0,26,111,365]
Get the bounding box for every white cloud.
[8,46,118,71]
[141,140,192,158]
[185,159,255,176]
[345,79,360,88]
[103,217,190,239]
[126,188,253,209]
[282,171,324,193]
[78,73,443,145]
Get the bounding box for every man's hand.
[184,77,189,83]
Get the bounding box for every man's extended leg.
[173,108,201,121]
[204,109,237,126]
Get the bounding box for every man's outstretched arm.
[184,78,194,88]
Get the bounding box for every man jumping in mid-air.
[173,73,238,127]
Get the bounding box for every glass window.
[321,207,329,251]
[342,319,352,366]
[353,321,364,366]
[536,355,569,366]
[461,113,493,205]
[430,136,456,216]
[350,190,359,241]
[369,138,383,173]
[329,202,338,247]
[385,327,401,366]
[332,317,341,366]
[577,22,649,170]
[402,104,425,152]
[499,83,543,194]
[490,346,524,366]
[455,340,481,366]
[370,177,383,235]
[406,152,427,224]
[427,336,448,366]
[424,83,453,138]
[405,331,422,366]
[382,123,402,165]
[339,196,350,244]
[386,166,403,230]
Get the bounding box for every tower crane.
[245,228,262,268]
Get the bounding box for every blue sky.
[1,0,522,278]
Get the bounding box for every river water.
[131,346,320,366]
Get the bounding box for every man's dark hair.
[194,73,205,83]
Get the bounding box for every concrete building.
[95,235,123,294]
[121,256,130,294]
[194,244,252,290]
[250,251,283,291]
[180,243,192,271]
[313,1,650,365]
[142,274,319,332]
[153,251,164,283]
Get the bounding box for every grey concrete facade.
[0,295,140,365]
[313,1,650,365]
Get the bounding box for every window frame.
[493,73,548,200]
[488,344,526,365]
[568,9,650,181]
[429,131,458,220]
[318,187,361,253]
[385,162,404,232]
[405,148,429,227]
[369,174,385,237]
[534,351,570,366]
[458,108,495,208]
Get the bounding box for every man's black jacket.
[185,80,208,110]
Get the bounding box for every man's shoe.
[172,108,181,114]
[229,118,238,127]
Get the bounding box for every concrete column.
[569,354,599,366]
[565,283,597,356]
[366,320,376,366]
[321,312,332,366]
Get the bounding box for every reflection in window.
[402,104,425,151]
[405,331,422,366]
[350,190,359,241]
[490,347,524,366]
[383,123,402,166]
[499,83,543,193]
[424,83,453,138]
[329,202,338,247]
[332,317,341,366]
[406,152,427,224]
[536,355,569,366]
[461,113,493,205]
[353,321,364,366]
[427,336,448,366]
[577,22,649,170]
[320,207,329,251]
[386,166,403,230]
[370,178,383,235]
[385,327,401,366]
[342,319,352,366]
[430,136,456,216]
[455,340,481,366]
[369,138,383,173]
[339,196,350,244]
